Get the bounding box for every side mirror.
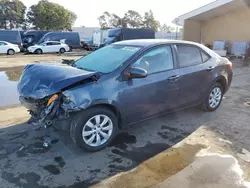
[129,67,148,79]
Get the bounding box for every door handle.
[206,66,214,71]
[167,75,180,82]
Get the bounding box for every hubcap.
[209,87,222,108]
[82,115,113,147]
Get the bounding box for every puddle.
[154,153,250,188]
[109,133,137,150]
[94,145,250,188]
[94,144,206,188]
[0,67,23,107]
[43,164,60,175]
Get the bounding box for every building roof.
[173,0,248,26]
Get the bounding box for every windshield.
[23,35,34,43]
[74,45,140,73]
[105,37,115,44]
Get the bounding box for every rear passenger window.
[201,51,210,62]
[176,45,202,67]
[52,42,60,45]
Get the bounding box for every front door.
[120,45,180,124]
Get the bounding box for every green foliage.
[98,9,165,31]
[0,0,26,29]
[27,0,77,30]
[142,10,159,31]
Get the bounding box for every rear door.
[52,41,62,52]
[174,44,214,107]
[44,42,57,53]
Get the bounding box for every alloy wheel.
[209,87,222,108]
[82,115,113,147]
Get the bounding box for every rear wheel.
[201,83,223,111]
[35,49,43,54]
[59,48,66,53]
[7,49,15,55]
[70,107,118,152]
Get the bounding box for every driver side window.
[132,45,174,74]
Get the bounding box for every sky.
[22,0,215,27]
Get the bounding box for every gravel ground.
[0,60,249,188]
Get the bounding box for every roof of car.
[115,39,203,47]
[114,39,220,58]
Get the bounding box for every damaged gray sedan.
[18,39,233,151]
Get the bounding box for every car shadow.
[0,106,215,188]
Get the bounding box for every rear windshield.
[74,45,141,73]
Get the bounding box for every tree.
[123,10,143,28]
[27,0,77,30]
[159,23,175,33]
[143,10,159,31]
[98,9,160,31]
[98,11,125,29]
[0,0,26,29]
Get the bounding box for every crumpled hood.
[18,63,97,99]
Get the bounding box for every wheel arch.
[7,48,15,54]
[214,76,227,93]
[87,103,124,129]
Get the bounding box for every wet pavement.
[0,61,250,188]
[0,67,23,107]
[0,62,66,108]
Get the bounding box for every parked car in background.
[27,41,70,54]
[83,37,93,51]
[18,39,233,151]
[37,31,81,49]
[0,41,20,55]
[80,37,89,47]
[0,30,23,50]
[22,30,50,50]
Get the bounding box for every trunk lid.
[18,63,97,99]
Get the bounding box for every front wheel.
[70,107,118,152]
[201,83,223,111]
[35,49,43,54]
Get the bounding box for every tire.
[59,48,66,53]
[201,83,223,112]
[7,49,15,55]
[35,49,43,54]
[70,107,118,152]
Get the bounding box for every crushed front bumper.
[19,95,70,128]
